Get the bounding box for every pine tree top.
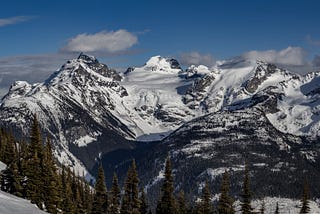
[94,164,107,195]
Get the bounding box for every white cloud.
[61,30,138,53]
[0,16,33,27]
[0,53,75,98]
[306,35,320,46]
[241,47,306,66]
[179,51,215,67]
[313,55,320,67]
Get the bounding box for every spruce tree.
[91,164,108,214]
[139,188,148,214]
[218,171,234,214]
[83,178,93,213]
[1,160,23,197]
[197,180,212,214]
[74,182,85,214]
[2,133,16,165]
[110,172,121,214]
[121,159,141,214]
[177,190,187,214]
[121,166,132,214]
[0,132,23,197]
[10,160,23,197]
[28,114,43,159]
[25,114,44,208]
[60,167,75,213]
[26,151,42,208]
[18,140,28,198]
[300,181,310,214]
[0,127,6,160]
[275,202,279,214]
[131,160,141,214]
[156,157,176,214]
[240,163,253,214]
[43,138,60,213]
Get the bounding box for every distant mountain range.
[0,53,319,205]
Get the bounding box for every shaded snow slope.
[0,191,47,214]
[98,108,320,209]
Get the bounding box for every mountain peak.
[144,55,181,71]
[77,52,99,64]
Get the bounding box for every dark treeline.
[0,115,93,213]
[0,115,312,214]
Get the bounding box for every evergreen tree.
[110,172,121,214]
[177,190,187,214]
[83,178,93,213]
[275,202,279,214]
[121,159,141,214]
[0,127,6,160]
[240,163,253,214]
[43,138,60,213]
[139,188,148,214]
[131,160,141,214]
[60,167,75,213]
[0,132,23,197]
[218,171,234,214]
[25,114,44,208]
[156,157,176,214]
[197,180,212,214]
[17,139,28,198]
[74,181,85,214]
[121,166,133,214]
[0,160,23,197]
[259,199,265,214]
[70,170,84,213]
[300,181,310,214]
[91,164,108,214]
[2,132,16,165]
[28,114,43,159]
[26,151,42,208]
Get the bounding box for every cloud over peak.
[241,46,306,66]
[0,16,34,27]
[61,30,138,54]
[178,51,215,67]
[306,35,320,46]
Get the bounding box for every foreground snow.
[0,190,47,214]
[234,197,320,213]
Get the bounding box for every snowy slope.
[119,56,196,141]
[0,161,6,171]
[1,53,320,181]
[0,190,47,214]
[0,53,134,179]
[184,58,320,137]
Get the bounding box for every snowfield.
[0,190,47,214]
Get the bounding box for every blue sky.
[0,0,320,95]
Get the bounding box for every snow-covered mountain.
[100,108,320,208]
[1,53,320,184]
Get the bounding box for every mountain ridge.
[0,53,320,185]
